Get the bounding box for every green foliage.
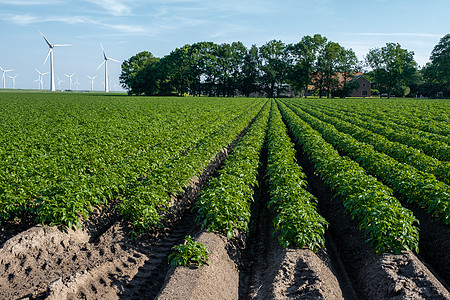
[168,235,209,268]
[286,100,450,225]
[287,34,328,97]
[120,51,160,95]
[266,101,328,251]
[296,103,450,185]
[278,100,420,254]
[365,43,417,98]
[195,101,270,238]
[0,93,263,229]
[120,100,266,233]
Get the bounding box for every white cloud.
[1,12,146,34]
[104,24,146,33]
[1,13,92,25]
[5,14,38,25]
[84,0,132,16]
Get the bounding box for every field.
[0,92,449,299]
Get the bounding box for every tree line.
[120,34,450,98]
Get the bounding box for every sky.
[0,0,448,91]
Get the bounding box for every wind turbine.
[8,74,18,89]
[39,30,71,91]
[57,76,63,90]
[64,73,75,90]
[73,77,81,90]
[35,69,48,90]
[1,66,14,88]
[87,75,96,91]
[34,78,40,89]
[97,44,120,92]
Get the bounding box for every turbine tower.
[1,66,14,88]
[39,30,71,91]
[73,77,81,90]
[35,69,48,90]
[97,44,120,92]
[87,75,96,91]
[57,76,63,90]
[34,78,41,89]
[64,73,75,90]
[8,74,18,89]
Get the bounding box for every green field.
[0,92,449,252]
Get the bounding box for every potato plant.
[284,101,450,226]
[278,101,419,254]
[195,101,270,238]
[266,101,328,251]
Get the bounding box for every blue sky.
[0,0,448,90]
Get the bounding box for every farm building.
[349,75,371,97]
[305,73,372,97]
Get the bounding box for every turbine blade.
[54,44,72,47]
[97,60,106,70]
[44,49,51,65]
[39,30,52,48]
[35,68,42,74]
[4,69,14,72]
[0,66,4,71]
[108,58,120,63]
[100,43,108,60]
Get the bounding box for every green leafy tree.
[422,34,450,97]
[430,34,450,85]
[241,45,261,97]
[288,34,327,98]
[259,40,290,98]
[366,43,417,98]
[336,48,360,98]
[315,41,343,98]
[120,51,159,95]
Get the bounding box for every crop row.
[120,100,266,233]
[308,98,450,138]
[35,100,256,228]
[303,101,450,161]
[283,101,450,226]
[291,101,450,185]
[0,94,263,228]
[195,101,270,238]
[266,100,328,251]
[278,100,419,254]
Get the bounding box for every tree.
[227,42,247,97]
[259,40,290,98]
[287,34,327,97]
[162,44,200,96]
[336,48,360,98]
[120,51,159,95]
[315,41,343,98]
[241,45,260,97]
[422,34,450,97]
[366,43,417,98]
[430,34,450,84]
